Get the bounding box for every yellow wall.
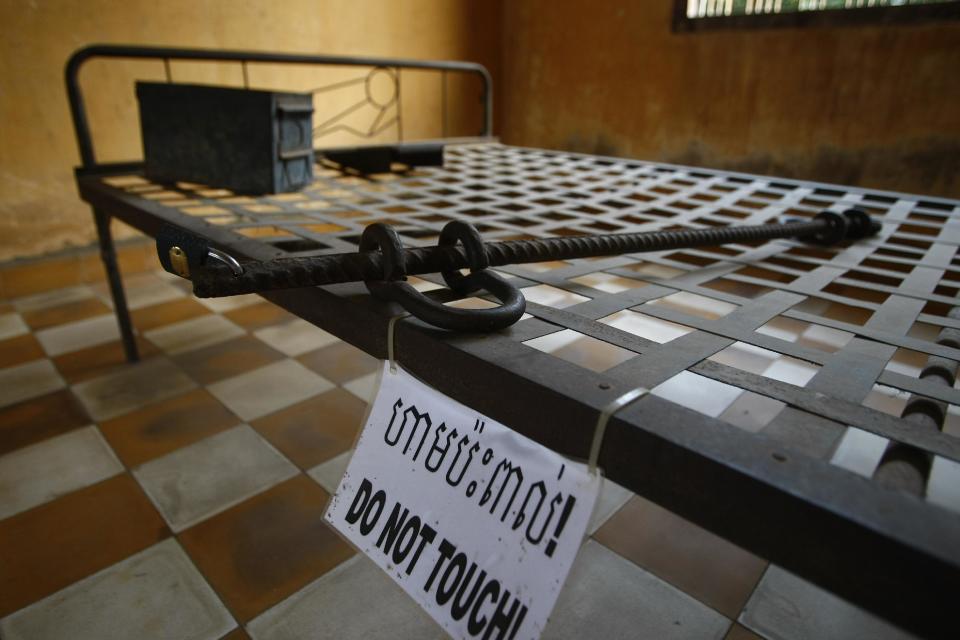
[500,1,960,199]
[0,0,500,261]
[3,1,958,263]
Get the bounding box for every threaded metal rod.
[192,217,838,297]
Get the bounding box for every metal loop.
[360,222,525,332]
[360,223,407,301]
[374,270,525,332]
[588,387,649,475]
[439,220,489,294]
[387,313,408,373]
[206,248,244,276]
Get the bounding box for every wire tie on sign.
[387,314,410,374]
[588,387,649,476]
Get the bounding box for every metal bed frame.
[67,45,960,638]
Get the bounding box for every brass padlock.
[169,246,190,278]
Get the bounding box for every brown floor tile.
[0,255,84,298]
[21,297,111,331]
[224,301,295,331]
[78,251,106,283]
[117,241,155,275]
[250,388,364,469]
[594,495,767,619]
[220,629,251,640]
[0,334,45,369]
[0,302,12,313]
[53,336,160,384]
[0,389,91,456]
[174,335,286,385]
[78,239,153,283]
[725,623,764,640]
[179,474,354,622]
[0,473,169,617]
[100,388,240,467]
[131,297,210,331]
[296,340,380,385]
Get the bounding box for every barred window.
[674,0,960,29]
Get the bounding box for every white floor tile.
[740,566,915,640]
[800,323,854,352]
[761,356,819,387]
[569,272,647,294]
[600,310,694,344]
[928,456,960,515]
[247,555,445,640]
[830,427,888,478]
[35,314,120,356]
[72,357,196,421]
[144,314,244,355]
[708,341,780,376]
[95,272,186,311]
[0,539,235,640]
[587,478,633,535]
[208,359,334,421]
[0,312,28,341]
[524,329,584,353]
[263,495,698,640]
[0,359,65,408]
[542,540,730,639]
[943,403,960,438]
[521,284,590,309]
[343,372,379,404]
[13,285,95,313]
[133,424,298,532]
[406,276,444,293]
[196,293,262,313]
[0,426,122,520]
[254,319,340,357]
[306,450,352,494]
[153,268,184,283]
[651,370,743,418]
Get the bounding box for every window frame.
[672,0,960,31]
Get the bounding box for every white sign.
[325,363,601,640]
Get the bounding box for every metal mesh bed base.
[78,141,960,638]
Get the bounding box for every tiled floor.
[0,269,918,639]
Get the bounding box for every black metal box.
[136,82,314,194]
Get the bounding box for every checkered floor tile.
[0,272,916,639]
